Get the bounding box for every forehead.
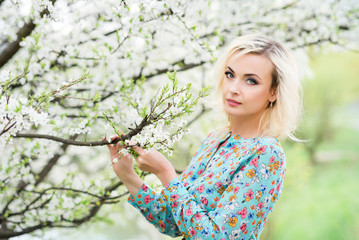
[227,53,273,79]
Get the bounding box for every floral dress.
[128,127,286,240]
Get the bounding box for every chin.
[223,109,238,118]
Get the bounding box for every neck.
[229,114,263,139]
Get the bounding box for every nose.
[229,81,240,95]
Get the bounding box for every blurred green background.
[263,50,359,240]
[56,51,359,240]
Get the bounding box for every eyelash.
[247,78,258,85]
[224,71,258,85]
[225,71,234,79]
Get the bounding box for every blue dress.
[128,127,286,239]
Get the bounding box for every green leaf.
[167,71,177,81]
[93,92,102,102]
[66,191,74,198]
[140,106,148,118]
[15,104,22,112]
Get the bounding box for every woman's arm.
[127,182,182,237]
[126,134,213,237]
[161,143,286,239]
[108,133,213,237]
[103,135,143,196]
[105,135,181,237]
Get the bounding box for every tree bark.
[0,22,36,69]
[0,0,57,69]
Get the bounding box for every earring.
[269,101,273,129]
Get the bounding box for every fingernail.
[108,136,116,143]
[126,140,138,146]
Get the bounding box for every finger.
[136,156,143,167]
[126,140,137,146]
[102,137,112,150]
[108,135,120,143]
[116,141,125,149]
[103,137,114,148]
[131,143,146,156]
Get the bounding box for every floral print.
[128,128,286,239]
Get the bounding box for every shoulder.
[239,137,286,185]
[251,136,286,172]
[240,136,286,171]
[255,136,285,159]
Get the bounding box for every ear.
[269,87,277,103]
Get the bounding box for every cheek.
[255,90,271,106]
[221,81,228,95]
[246,88,269,105]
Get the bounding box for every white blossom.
[0,0,357,237]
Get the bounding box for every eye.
[225,71,234,79]
[247,78,258,85]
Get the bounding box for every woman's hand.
[103,134,143,197]
[103,134,136,181]
[131,145,177,187]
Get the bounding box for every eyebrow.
[226,66,262,81]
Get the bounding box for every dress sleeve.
[126,132,214,237]
[128,133,212,237]
[128,183,182,237]
[161,143,286,239]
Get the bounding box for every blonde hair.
[213,33,302,140]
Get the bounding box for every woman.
[105,34,302,239]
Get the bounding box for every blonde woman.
[105,34,302,239]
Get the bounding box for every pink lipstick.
[227,98,241,106]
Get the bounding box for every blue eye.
[247,78,258,85]
[225,71,234,79]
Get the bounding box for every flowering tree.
[0,0,358,239]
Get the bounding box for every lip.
[227,98,242,106]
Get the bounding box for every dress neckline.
[227,129,267,141]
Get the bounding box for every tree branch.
[0,221,48,238]
[0,0,57,69]
[34,140,75,186]
[185,104,209,128]
[0,139,75,218]
[12,133,108,146]
[1,178,129,238]
[13,113,151,146]
[293,37,340,49]
[45,58,207,110]
[0,22,34,68]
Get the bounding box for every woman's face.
[222,53,277,123]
